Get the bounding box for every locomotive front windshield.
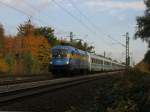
[52,49,68,58]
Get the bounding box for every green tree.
[76,40,83,50]
[71,40,94,52]
[144,50,150,64]
[135,0,150,47]
[17,19,34,37]
[135,0,150,64]
[34,27,59,46]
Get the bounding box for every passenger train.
[48,45,125,75]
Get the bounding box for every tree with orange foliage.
[0,23,5,59]
[0,23,4,49]
[17,19,59,46]
[0,24,9,74]
[4,36,15,54]
[22,35,51,73]
[2,19,58,75]
[0,58,8,74]
[3,36,21,75]
[16,19,55,73]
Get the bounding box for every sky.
[0,0,148,64]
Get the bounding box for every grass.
[135,61,150,73]
[67,69,150,112]
[96,69,150,112]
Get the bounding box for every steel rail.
[0,71,122,103]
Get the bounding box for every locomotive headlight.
[66,61,69,64]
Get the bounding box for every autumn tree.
[4,37,16,54]
[16,19,55,74]
[0,58,8,74]
[17,19,59,46]
[0,24,5,49]
[0,26,12,74]
[22,35,51,73]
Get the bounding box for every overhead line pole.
[67,0,128,62]
[70,32,73,42]
[125,32,130,68]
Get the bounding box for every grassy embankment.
[67,68,150,112]
[95,69,150,112]
[135,61,150,74]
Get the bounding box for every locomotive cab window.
[71,51,75,55]
[52,49,68,58]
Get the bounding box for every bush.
[94,70,150,112]
[144,50,150,64]
[22,53,34,74]
[5,54,15,75]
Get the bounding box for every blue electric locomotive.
[49,45,90,75]
[49,45,125,76]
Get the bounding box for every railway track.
[0,74,52,86]
[0,71,123,103]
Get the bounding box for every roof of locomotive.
[52,45,125,66]
[52,45,88,55]
[52,45,74,51]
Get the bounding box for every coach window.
[91,59,93,63]
[71,51,75,55]
[99,60,101,64]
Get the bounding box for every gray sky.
[0,0,148,64]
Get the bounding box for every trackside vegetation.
[66,70,150,112]
[0,19,94,75]
[135,0,150,65]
